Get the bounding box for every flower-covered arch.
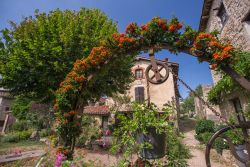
[54,17,250,159]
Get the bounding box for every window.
[5,107,9,111]
[135,69,143,79]
[217,3,228,28]
[135,87,144,103]
[102,116,109,132]
[242,11,250,35]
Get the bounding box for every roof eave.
[198,0,214,32]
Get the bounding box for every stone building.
[0,88,15,133]
[83,56,180,131]
[194,85,220,122]
[199,0,250,120]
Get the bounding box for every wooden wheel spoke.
[158,66,164,72]
[159,73,164,78]
[150,74,155,80]
[146,62,169,84]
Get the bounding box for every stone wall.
[202,85,220,122]
[202,0,250,120]
[206,0,250,83]
[206,0,250,51]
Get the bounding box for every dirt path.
[180,118,224,167]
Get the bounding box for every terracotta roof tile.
[83,105,110,115]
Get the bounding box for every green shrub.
[195,119,215,135]
[10,121,31,132]
[216,124,244,145]
[1,134,19,143]
[195,132,213,144]
[49,135,58,147]
[214,137,228,154]
[201,132,213,144]
[16,130,32,140]
[75,133,88,148]
[166,132,189,166]
[195,133,203,142]
[225,129,244,145]
[1,130,32,143]
[40,129,52,137]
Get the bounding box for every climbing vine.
[54,17,237,159]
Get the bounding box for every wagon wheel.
[145,61,169,84]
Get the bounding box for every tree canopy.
[180,85,203,114]
[0,8,118,102]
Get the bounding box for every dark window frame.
[217,2,229,29]
[135,87,145,103]
[242,10,250,35]
[135,69,143,80]
[242,10,250,22]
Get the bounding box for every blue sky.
[0,0,213,98]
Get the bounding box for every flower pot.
[136,127,166,159]
[234,144,248,167]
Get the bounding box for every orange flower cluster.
[73,59,88,73]
[168,23,182,32]
[191,32,234,62]
[63,111,77,122]
[54,103,59,111]
[125,22,138,34]
[75,75,85,83]
[56,147,63,154]
[55,117,61,124]
[87,46,111,65]
[56,46,111,95]
[210,64,218,70]
[113,33,136,48]
[212,45,233,60]
[157,19,167,30]
[141,24,148,31]
[63,149,71,155]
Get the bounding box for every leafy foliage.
[208,51,250,104]
[11,96,54,129]
[195,119,215,135]
[111,103,171,157]
[1,130,32,143]
[52,16,239,159]
[75,115,102,148]
[0,8,117,101]
[180,85,203,114]
[165,132,189,167]
[11,96,31,120]
[10,120,31,132]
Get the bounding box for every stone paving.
[180,118,225,167]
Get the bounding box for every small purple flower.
[54,153,65,167]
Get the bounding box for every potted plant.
[225,129,247,167]
[110,102,171,159]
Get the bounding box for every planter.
[234,144,248,167]
[136,127,166,159]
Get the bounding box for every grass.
[0,140,46,167]
[0,140,44,150]
[0,140,45,155]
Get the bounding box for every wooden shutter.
[135,87,144,103]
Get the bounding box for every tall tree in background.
[180,85,203,114]
[0,8,117,102]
